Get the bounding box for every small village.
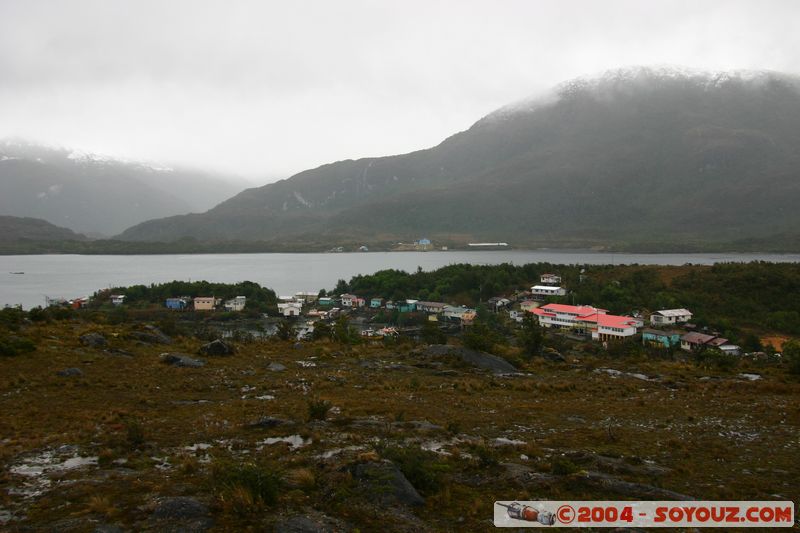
[53,271,747,357]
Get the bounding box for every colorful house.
[642,328,682,348]
[193,297,216,311]
[165,297,190,310]
[680,332,728,351]
[532,303,640,341]
[340,294,358,307]
[370,297,384,308]
[398,299,418,313]
[416,301,447,314]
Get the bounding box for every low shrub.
[0,335,36,357]
[211,460,282,513]
[307,398,332,421]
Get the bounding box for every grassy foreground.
[1,321,798,531]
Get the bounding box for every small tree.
[421,320,446,345]
[310,320,331,341]
[275,320,294,341]
[332,316,359,345]
[783,340,800,375]
[463,321,499,353]
[517,313,544,359]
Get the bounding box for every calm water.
[1,250,799,309]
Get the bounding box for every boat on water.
[9,272,24,275]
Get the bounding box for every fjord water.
[2,251,800,309]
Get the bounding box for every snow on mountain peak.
[483,66,795,124]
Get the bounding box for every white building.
[531,285,567,299]
[540,273,562,285]
[416,301,447,314]
[110,294,126,306]
[339,294,357,307]
[533,303,640,341]
[294,292,319,304]
[650,308,693,326]
[278,301,303,317]
[224,296,246,312]
[442,305,477,324]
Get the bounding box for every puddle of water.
[421,441,451,455]
[7,450,98,499]
[315,445,366,459]
[150,456,171,470]
[738,373,762,381]
[597,368,656,381]
[10,452,97,477]
[492,437,526,447]
[184,443,212,452]
[257,435,311,450]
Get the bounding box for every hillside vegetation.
[0,300,797,530]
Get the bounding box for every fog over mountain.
[2,0,800,179]
[117,68,800,249]
[0,140,251,235]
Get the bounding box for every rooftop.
[654,308,692,317]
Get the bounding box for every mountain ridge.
[0,140,252,236]
[110,68,800,248]
[0,215,87,242]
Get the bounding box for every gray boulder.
[352,461,425,507]
[425,345,517,374]
[130,328,172,345]
[246,416,288,429]
[267,362,286,372]
[57,367,83,377]
[94,525,124,533]
[198,339,234,356]
[161,353,206,368]
[542,350,566,362]
[576,471,694,501]
[274,516,332,533]
[79,332,107,347]
[148,497,212,532]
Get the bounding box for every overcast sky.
[1,0,799,182]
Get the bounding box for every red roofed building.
[531,303,640,341]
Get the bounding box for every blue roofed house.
[642,328,682,348]
[165,297,189,310]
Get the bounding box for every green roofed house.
[642,329,682,348]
